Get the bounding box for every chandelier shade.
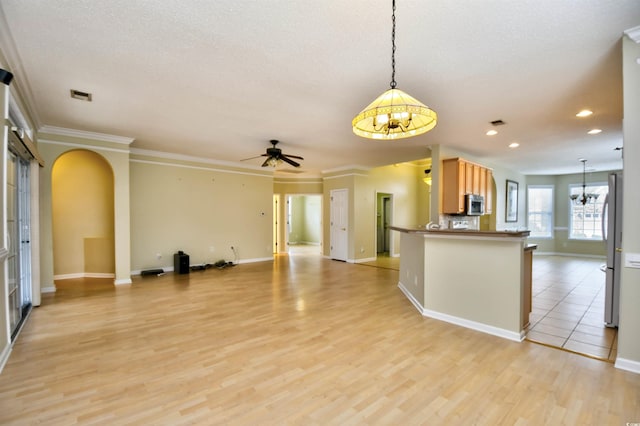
[352,0,437,140]
[352,88,438,140]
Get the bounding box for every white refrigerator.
[603,172,622,328]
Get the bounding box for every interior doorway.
[273,194,280,254]
[376,192,393,255]
[330,189,348,261]
[285,194,322,255]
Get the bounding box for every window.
[527,186,554,238]
[569,183,607,240]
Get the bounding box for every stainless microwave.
[466,194,484,215]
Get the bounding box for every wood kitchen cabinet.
[442,157,493,215]
[442,158,467,214]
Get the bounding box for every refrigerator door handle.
[601,193,609,242]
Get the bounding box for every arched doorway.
[51,150,115,281]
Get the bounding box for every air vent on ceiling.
[70,89,92,102]
[490,119,506,126]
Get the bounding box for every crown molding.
[130,147,269,171]
[0,6,41,128]
[39,125,134,145]
[322,164,371,174]
[625,26,640,43]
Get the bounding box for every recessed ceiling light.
[70,89,92,101]
[508,142,520,148]
[486,130,498,136]
[576,109,593,117]
[587,129,602,134]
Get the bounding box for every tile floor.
[526,255,618,362]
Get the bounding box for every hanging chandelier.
[570,159,599,205]
[352,0,437,140]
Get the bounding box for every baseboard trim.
[398,282,424,314]
[422,308,524,342]
[54,272,116,280]
[615,357,640,374]
[87,273,116,279]
[41,286,56,293]
[0,342,11,375]
[235,257,273,264]
[398,282,523,342]
[130,257,273,275]
[532,252,606,260]
[353,257,377,264]
[114,278,132,285]
[53,273,84,280]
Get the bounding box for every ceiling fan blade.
[240,154,264,161]
[284,154,304,160]
[261,158,271,167]
[280,155,300,168]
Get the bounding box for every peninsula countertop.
[389,225,530,238]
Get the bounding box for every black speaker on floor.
[174,251,190,274]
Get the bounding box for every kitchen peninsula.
[390,226,535,342]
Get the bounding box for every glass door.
[7,149,31,341]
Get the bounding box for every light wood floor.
[1,255,639,424]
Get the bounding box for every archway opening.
[51,150,115,281]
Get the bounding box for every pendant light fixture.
[352,0,437,140]
[570,159,599,205]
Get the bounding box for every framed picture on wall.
[506,180,518,222]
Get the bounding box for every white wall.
[617,31,640,373]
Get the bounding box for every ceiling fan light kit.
[352,0,437,140]
[241,140,303,168]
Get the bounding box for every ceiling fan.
[241,140,304,168]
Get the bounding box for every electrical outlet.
[156,253,162,259]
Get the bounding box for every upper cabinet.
[442,158,493,215]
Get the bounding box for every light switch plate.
[624,253,640,269]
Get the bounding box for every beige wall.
[365,164,422,258]
[322,164,422,262]
[129,156,273,270]
[618,33,640,371]
[398,231,526,339]
[423,236,524,336]
[287,195,321,245]
[300,195,321,244]
[51,150,115,276]
[273,178,323,195]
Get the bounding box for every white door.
[330,189,348,261]
[273,194,279,253]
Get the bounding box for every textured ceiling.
[1,1,638,176]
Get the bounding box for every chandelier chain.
[390,0,397,89]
